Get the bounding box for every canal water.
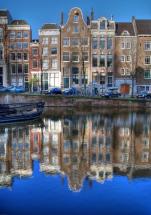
[0,108,151,215]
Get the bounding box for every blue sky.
[1,0,151,38]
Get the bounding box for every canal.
[0,108,151,215]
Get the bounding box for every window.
[23,64,28,73]
[63,52,70,61]
[126,42,131,49]
[50,73,59,87]
[92,37,97,49]
[82,52,88,61]
[64,77,69,88]
[107,37,112,49]
[100,55,105,67]
[42,60,49,70]
[32,60,38,68]
[32,48,38,56]
[73,26,79,33]
[72,75,79,84]
[100,37,105,49]
[71,38,79,46]
[17,53,22,60]
[0,28,3,39]
[51,37,58,45]
[16,42,22,49]
[92,55,98,67]
[120,55,125,62]
[107,55,112,67]
[0,49,3,60]
[17,64,22,73]
[22,42,28,49]
[63,38,69,46]
[144,70,151,79]
[11,64,16,74]
[71,52,79,62]
[10,53,15,61]
[43,73,48,90]
[23,31,29,38]
[145,56,151,65]
[81,37,88,46]
[51,59,58,69]
[42,37,48,45]
[121,42,125,49]
[126,55,131,62]
[51,47,57,55]
[9,31,15,39]
[144,41,151,51]
[16,32,22,38]
[100,20,106,29]
[72,67,79,74]
[23,53,28,60]
[42,47,48,56]
[73,15,79,22]
[10,43,16,49]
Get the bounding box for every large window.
[100,55,105,67]
[71,52,79,62]
[71,38,79,46]
[100,20,106,29]
[42,47,48,56]
[107,55,112,67]
[63,52,70,61]
[120,55,125,62]
[32,60,38,68]
[10,53,15,61]
[11,64,16,74]
[32,48,38,56]
[72,75,79,84]
[73,26,79,33]
[51,37,58,45]
[145,56,151,65]
[92,37,97,49]
[82,52,88,62]
[72,67,79,74]
[23,31,29,38]
[64,77,69,88]
[100,37,105,49]
[81,37,88,46]
[63,38,69,46]
[16,32,22,38]
[50,73,60,87]
[51,47,57,55]
[92,55,98,67]
[17,64,23,73]
[16,42,22,49]
[107,37,112,49]
[144,70,151,79]
[0,28,3,39]
[42,60,49,70]
[17,53,22,60]
[23,64,28,73]
[9,31,15,39]
[22,42,28,49]
[42,37,48,45]
[73,15,79,22]
[0,48,3,60]
[144,41,151,51]
[43,73,48,90]
[23,53,28,60]
[51,59,58,69]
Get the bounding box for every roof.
[41,23,59,30]
[135,19,151,34]
[0,9,9,17]
[116,22,135,36]
[11,20,29,25]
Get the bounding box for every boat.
[0,102,45,124]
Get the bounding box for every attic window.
[74,12,79,22]
[122,31,130,36]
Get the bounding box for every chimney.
[61,12,64,26]
[87,16,90,25]
[91,8,94,21]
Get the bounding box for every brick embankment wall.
[0,93,151,108]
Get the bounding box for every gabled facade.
[61,7,91,89]
[91,17,115,91]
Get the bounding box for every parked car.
[0,86,8,92]
[102,88,121,98]
[63,87,79,96]
[7,86,25,93]
[136,91,151,99]
[47,88,62,95]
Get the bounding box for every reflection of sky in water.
[0,110,151,215]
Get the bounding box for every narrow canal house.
[91,16,115,92]
[7,20,31,90]
[39,23,61,91]
[60,7,91,89]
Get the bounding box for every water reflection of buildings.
[1,112,151,191]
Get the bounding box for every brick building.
[7,20,31,89]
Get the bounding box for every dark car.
[7,86,25,93]
[102,90,121,98]
[63,87,79,96]
[48,88,62,95]
[137,91,151,99]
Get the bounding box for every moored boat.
[0,102,45,123]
